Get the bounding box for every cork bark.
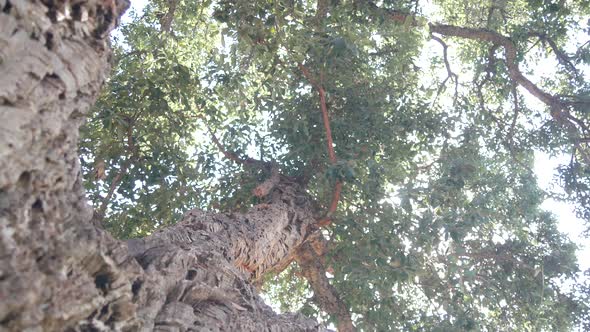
[0,0,326,330]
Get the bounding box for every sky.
[119,0,589,278]
[536,153,589,271]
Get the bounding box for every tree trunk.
[0,1,323,330]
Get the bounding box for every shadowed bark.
[0,0,326,330]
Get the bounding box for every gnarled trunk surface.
[0,0,325,330]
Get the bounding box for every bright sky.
[536,153,589,271]
[122,0,147,24]
[120,0,589,278]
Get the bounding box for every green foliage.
[261,264,312,314]
[81,0,590,330]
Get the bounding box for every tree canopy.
[80,0,590,330]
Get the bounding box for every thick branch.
[132,175,317,282]
[429,24,565,114]
[296,236,354,332]
[159,0,178,33]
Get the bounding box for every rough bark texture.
[295,236,354,332]
[0,1,326,330]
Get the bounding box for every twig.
[508,83,519,144]
[431,35,459,104]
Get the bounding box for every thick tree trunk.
[0,1,324,330]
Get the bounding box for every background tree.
[2,0,590,331]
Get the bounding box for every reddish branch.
[298,64,341,226]
[292,5,353,327]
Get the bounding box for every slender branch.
[508,84,519,144]
[199,116,268,168]
[317,182,342,227]
[431,35,459,104]
[574,40,590,59]
[95,125,136,220]
[529,32,579,78]
[319,85,337,164]
[298,64,341,226]
[566,113,590,136]
[298,64,321,91]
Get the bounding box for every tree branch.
[429,24,590,159]
[298,64,342,226]
[295,235,355,332]
[367,2,583,118]
[530,32,580,79]
[508,83,520,145]
[431,35,459,104]
[95,124,137,221]
[365,1,590,165]
[429,24,565,112]
[159,0,178,34]
[200,116,269,168]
